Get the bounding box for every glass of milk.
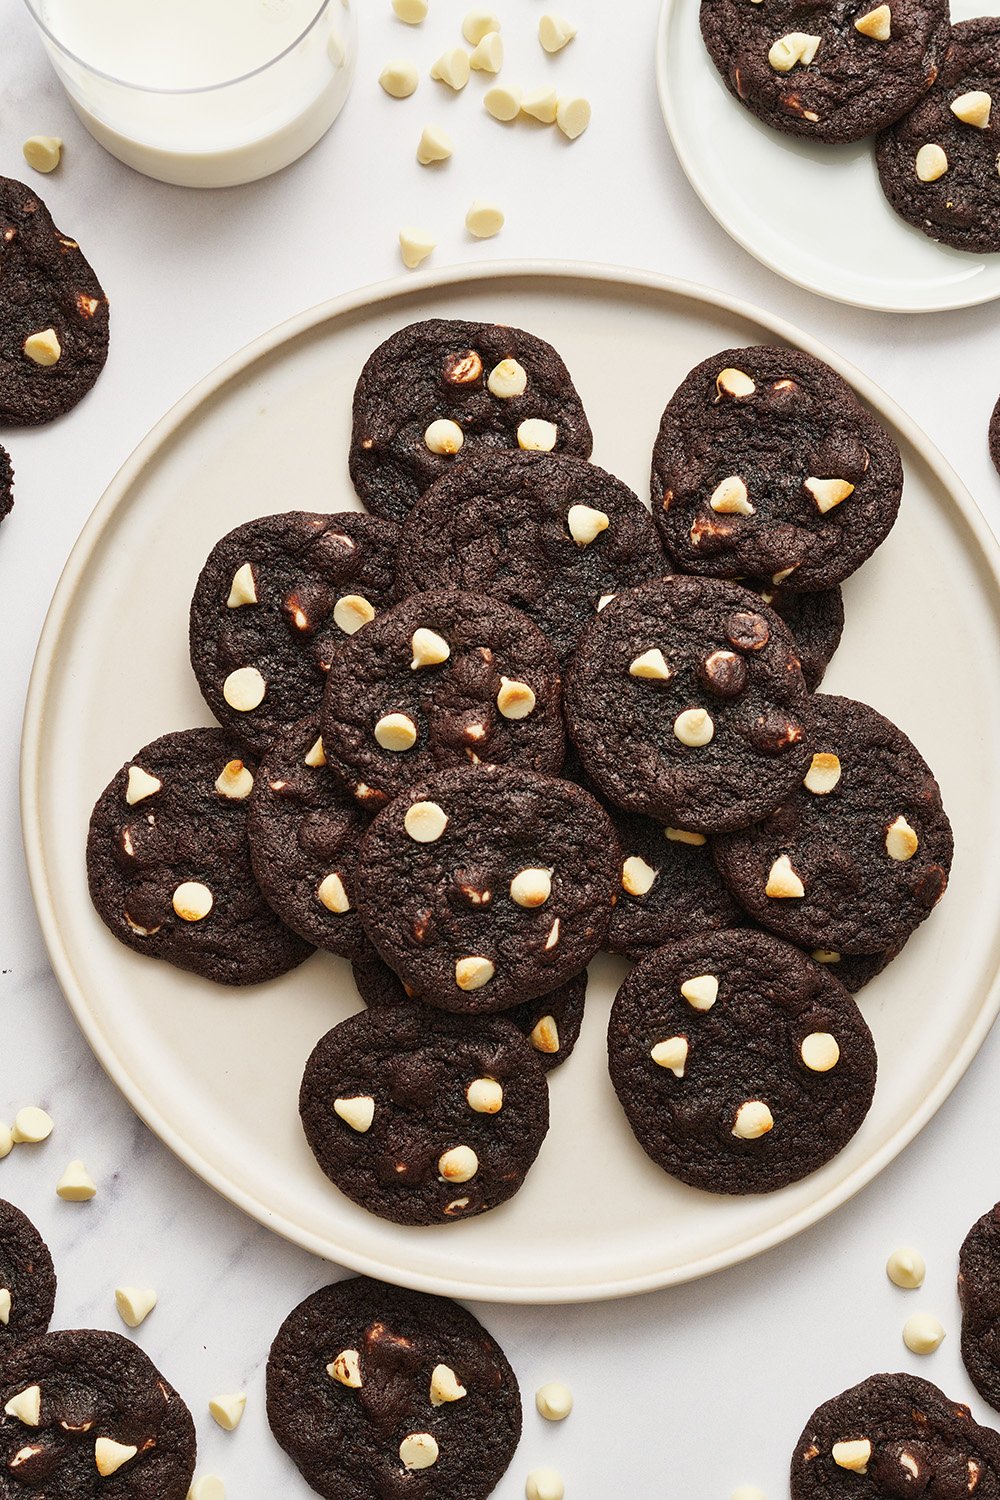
[21,0,357,188]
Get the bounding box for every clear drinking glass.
[20,0,357,189]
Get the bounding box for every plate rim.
[20,256,1000,1303]
[655,0,1000,316]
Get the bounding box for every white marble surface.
[3,1,1000,1495]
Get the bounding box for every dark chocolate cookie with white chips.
[959,1202,1000,1415]
[876,20,1000,255]
[607,928,877,1195]
[0,447,12,528]
[299,1005,550,1226]
[0,1200,56,1355]
[320,588,565,813]
[351,944,587,1072]
[86,728,314,986]
[189,510,399,756]
[396,451,668,661]
[604,812,744,959]
[991,393,1000,480]
[700,0,950,144]
[740,576,845,692]
[651,347,904,593]
[0,176,110,426]
[247,715,369,959]
[564,574,814,834]
[789,1371,1000,1498]
[355,765,619,1013]
[266,1277,521,1500]
[0,1328,196,1497]
[349,318,593,524]
[713,694,953,955]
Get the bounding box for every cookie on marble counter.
[959,1201,1000,1414]
[0,1200,55,1355]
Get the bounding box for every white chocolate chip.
[424,418,464,455]
[951,89,992,127]
[304,736,327,768]
[522,87,559,123]
[596,593,616,611]
[12,1107,53,1144]
[666,827,707,846]
[732,1100,774,1139]
[567,503,609,546]
[915,143,948,181]
[710,476,755,516]
[766,854,805,898]
[800,1032,840,1072]
[774,568,797,587]
[463,8,500,43]
[510,867,552,907]
[4,1387,41,1426]
[487,359,527,398]
[410,627,450,669]
[812,949,841,964]
[209,1393,247,1431]
[544,917,560,950]
[517,418,558,451]
[622,855,658,897]
[317,872,351,913]
[0,1291,8,1327]
[540,13,576,51]
[484,84,522,121]
[416,125,453,164]
[805,477,855,513]
[466,199,505,238]
[466,1078,504,1113]
[95,1438,138,1477]
[887,1247,926,1290]
[803,752,841,795]
[126,765,162,805]
[768,31,821,71]
[222,666,266,712]
[629,648,672,681]
[56,1160,97,1201]
[455,956,495,991]
[430,1363,467,1405]
[380,59,419,98]
[854,4,891,38]
[400,227,436,270]
[404,800,449,842]
[530,1015,560,1053]
[22,135,62,173]
[651,1036,689,1077]
[374,712,418,751]
[556,96,591,140]
[393,0,428,22]
[886,815,918,861]
[470,32,504,72]
[334,594,376,635]
[327,1348,363,1387]
[188,1479,226,1500]
[680,974,718,1011]
[903,1313,945,1354]
[226,562,257,607]
[497,677,536,719]
[334,1096,375,1133]
[438,1145,478,1182]
[115,1286,157,1328]
[23,328,61,366]
[431,47,471,90]
[0,1124,14,1160]
[673,707,714,747]
[833,1439,872,1473]
[526,1468,565,1500]
[716,367,756,398]
[173,881,213,922]
[400,1432,439,1470]
[535,1382,573,1421]
[215,759,254,800]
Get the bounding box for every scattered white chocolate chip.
[471,32,504,72]
[23,328,61,366]
[215,759,253,800]
[424,418,464,455]
[56,1160,97,1201]
[393,0,428,22]
[374,712,418,751]
[327,1348,363,1387]
[95,1437,138,1477]
[12,1107,53,1144]
[887,1247,926,1290]
[317,872,351,914]
[805,477,855,513]
[732,1100,774,1139]
[622,855,658,897]
[380,59,419,98]
[903,1313,945,1354]
[188,1478,226,1500]
[628,648,672,681]
[556,96,591,140]
[431,47,471,90]
[487,359,527,399]
[567,503,609,546]
[226,562,257,607]
[535,1382,573,1422]
[800,1032,840,1072]
[710,476,754,516]
[172,881,213,922]
[416,125,453,165]
[497,677,536,719]
[126,765,162,805]
[208,1393,246,1431]
[439,1145,478,1182]
[303,739,327,772]
[716,367,755,398]
[404,800,449,842]
[0,1291,9,1327]
[4,1386,41,1426]
[530,1015,560,1053]
[812,949,841,963]
[833,1440,872,1473]
[463,8,500,43]
[466,199,505,238]
[430,1363,467,1406]
[951,89,992,127]
[666,827,707,846]
[334,1096,375,1133]
[768,31,820,72]
[522,86,559,123]
[886,815,918,861]
[455,956,495,991]
[526,1468,565,1500]
[334,594,376,634]
[517,418,558,451]
[485,85,522,122]
[596,593,616,611]
[854,4,891,39]
[467,1078,504,1114]
[22,135,62,173]
[915,143,948,182]
[651,1036,689,1077]
[400,1432,439,1470]
[410,627,450,669]
[115,1286,157,1328]
[510,868,552,908]
[539,13,576,51]
[222,666,266,712]
[766,854,805,899]
[400,227,436,270]
[804,752,841,795]
[680,974,718,1011]
[544,917,560,949]
[0,1124,12,1160]
[673,707,714,747]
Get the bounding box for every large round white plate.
[657,0,1000,313]
[21,261,1000,1303]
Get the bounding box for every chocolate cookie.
[396,451,667,661]
[876,20,1000,254]
[266,1277,521,1500]
[349,318,593,524]
[0,176,110,425]
[713,694,953,954]
[608,929,877,1194]
[741,577,845,692]
[606,812,744,959]
[701,0,949,143]
[351,945,586,1071]
[564,575,814,834]
[247,715,369,959]
[0,1328,196,1497]
[87,728,314,986]
[189,510,399,756]
[991,394,1000,480]
[0,446,12,527]
[803,941,903,995]
[790,1372,1000,1498]
[320,589,565,812]
[356,765,619,1012]
[651,347,904,592]
[0,1200,56,1354]
[299,1005,549,1225]
[959,1202,1000,1414]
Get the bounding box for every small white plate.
[20,262,1000,1302]
[657,0,1000,312]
